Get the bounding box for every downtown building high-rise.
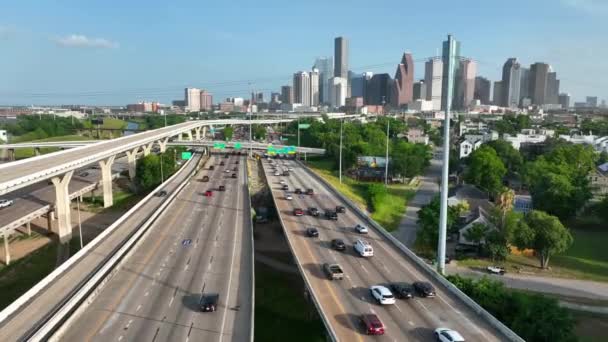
[334,37,349,79]
[281,85,293,104]
[493,81,503,105]
[313,57,333,104]
[519,67,531,105]
[441,34,461,111]
[391,53,415,108]
[413,80,426,101]
[558,93,571,109]
[547,72,560,104]
[457,59,476,109]
[474,77,491,105]
[530,62,550,105]
[366,73,392,106]
[310,68,320,106]
[185,87,201,112]
[502,58,521,108]
[425,57,443,110]
[293,71,311,106]
[329,77,347,108]
[200,90,213,111]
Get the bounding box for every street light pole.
[339,119,343,184]
[297,116,301,160]
[384,119,390,186]
[77,196,83,249]
[160,153,164,183]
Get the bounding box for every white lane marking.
[136,304,142,312]
[184,264,189,271]
[117,336,123,341]
[169,296,174,307]
[394,304,403,313]
[144,291,149,297]
[360,264,369,274]
[408,321,415,326]
[125,319,133,329]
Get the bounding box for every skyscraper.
[474,77,491,105]
[546,72,559,104]
[200,90,213,111]
[334,37,349,79]
[530,62,550,105]
[493,81,503,106]
[458,59,476,109]
[313,57,333,104]
[413,80,426,101]
[293,72,311,106]
[391,53,415,108]
[587,96,599,107]
[185,87,201,112]
[366,73,392,106]
[502,58,522,108]
[281,85,293,104]
[519,67,531,105]
[558,93,571,108]
[425,57,443,110]
[441,34,461,111]
[310,68,320,106]
[329,77,347,108]
[350,73,366,98]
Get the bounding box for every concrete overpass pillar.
[47,212,55,232]
[142,142,153,156]
[194,127,202,141]
[99,155,116,208]
[3,233,10,265]
[157,137,169,153]
[126,147,139,180]
[202,126,207,140]
[34,147,41,156]
[8,149,15,161]
[187,130,193,141]
[26,222,31,236]
[51,171,74,243]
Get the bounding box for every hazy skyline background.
[0,0,606,105]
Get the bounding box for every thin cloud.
[561,0,608,14]
[53,34,119,48]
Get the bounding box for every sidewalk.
[392,146,442,247]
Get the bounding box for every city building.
[587,96,599,107]
[293,71,311,106]
[547,71,560,104]
[345,96,364,112]
[413,80,426,101]
[441,34,461,111]
[474,77,491,104]
[270,92,281,103]
[391,53,415,108]
[519,67,530,105]
[409,100,434,112]
[425,57,443,111]
[250,92,264,104]
[530,62,550,105]
[366,73,392,106]
[185,87,201,112]
[329,77,347,108]
[200,90,213,111]
[350,72,369,99]
[459,139,483,158]
[406,128,429,145]
[458,59,476,109]
[219,102,235,112]
[310,68,320,106]
[313,57,333,104]
[493,81,503,106]
[126,102,159,113]
[334,37,349,79]
[503,129,556,150]
[589,163,608,201]
[281,85,293,104]
[502,58,521,108]
[558,93,571,109]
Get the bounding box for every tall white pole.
[437,39,454,275]
[384,120,390,186]
[297,116,301,160]
[339,119,343,184]
[160,153,164,183]
[77,197,83,249]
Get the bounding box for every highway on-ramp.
[59,154,253,342]
[264,158,507,341]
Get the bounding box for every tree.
[485,140,523,173]
[464,145,507,196]
[485,230,510,261]
[390,140,432,178]
[223,126,234,141]
[463,223,489,255]
[598,151,608,165]
[415,196,467,254]
[512,210,573,269]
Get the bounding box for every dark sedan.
[331,239,346,251]
[390,282,414,299]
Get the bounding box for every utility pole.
[339,119,343,184]
[297,116,301,160]
[384,119,390,186]
[77,196,83,249]
[160,153,164,183]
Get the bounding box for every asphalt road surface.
[60,154,253,342]
[264,158,507,342]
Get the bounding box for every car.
[225,169,231,173]
[487,266,506,275]
[306,188,314,195]
[354,224,369,234]
[233,167,238,171]
[370,285,396,305]
[293,208,304,216]
[288,167,294,171]
[0,199,14,209]
[389,282,414,299]
[295,188,302,194]
[306,228,319,237]
[235,161,239,164]
[78,172,89,177]
[155,190,167,197]
[202,175,210,182]
[274,172,281,176]
[220,161,225,166]
[354,239,374,257]
[331,238,346,251]
[279,180,286,185]
[336,205,346,213]
[282,170,290,176]
[209,165,215,170]
[413,281,436,297]
[204,190,213,197]
[360,314,385,335]
[324,210,338,220]
[231,173,237,178]
[219,185,226,191]
[323,263,344,280]
[281,184,289,190]
[434,328,465,342]
[285,194,293,200]
[224,154,229,158]
[308,207,319,216]
[199,293,219,312]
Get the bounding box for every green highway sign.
[181,152,192,160]
[234,142,242,150]
[298,124,311,129]
[213,142,226,149]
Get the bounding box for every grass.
[569,309,608,342]
[83,118,127,130]
[13,135,96,159]
[306,158,415,232]
[458,228,608,282]
[83,189,141,212]
[255,262,326,342]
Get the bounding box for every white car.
[354,239,373,257]
[288,167,294,171]
[285,194,293,200]
[274,172,281,176]
[354,224,368,234]
[0,199,14,209]
[225,169,231,173]
[369,285,395,305]
[487,266,506,275]
[279,180,286,185]
[434,328,465,342]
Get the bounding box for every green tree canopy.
[223,126,234,141]
[464,145,507,195]
[485,140,523,173]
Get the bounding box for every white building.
[424,58,443,111]
[459,139,482,158]
[406,128,429,145]
[459,120,489,135]
[503,129,555,150]
[293,71,311,107]
[409,100,434,112]
[329,77,347,108]
[310,68,320,106]
[185,87,201,112]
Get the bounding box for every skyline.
[0,0,607,105]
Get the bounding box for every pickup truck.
[323,263,344,280]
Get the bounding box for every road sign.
[234,142,242,150]
[287,146,297,154]
[181,152,192,160]
[213,142,226,149]
[298,124,311,129]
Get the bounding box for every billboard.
[357,156,387,168]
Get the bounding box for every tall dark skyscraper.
[519,67,530,104]
[366,73,392,106]
[502,58,521,108]
[441,34,461,111]
[530,62,550,105]
[391,53,415,107]
[474,77,491,105]
[334,37,349,79]
[547,72,559,104]
[281,85,293,104]
[413,80,426,101]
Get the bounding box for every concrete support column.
[3,233,10,265]
[8,149,15,161]
[51,171,74,242]
[142,142,153,156]
[126,147,139,180]
[202,126,208,140]
[99,155,116,208]
[26,222,31,236]
[47,212,55,232]
[194,127,202,141]
[34,147,41,156]
[158,137,169,153]
[187,130,194,141]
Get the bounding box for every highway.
[59,153,253,342]
[263,158,507,341]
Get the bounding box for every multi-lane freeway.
[59,154,253,342]
[264,158,506,341]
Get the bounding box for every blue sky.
[0,0,606,105]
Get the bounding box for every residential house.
[513,194,533,213]
[589,162,608,201]
[448,184,494,213]
[503,129,555,150]
[458,207,495,246]
[406,128,429,145]
[459,139,482,159]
